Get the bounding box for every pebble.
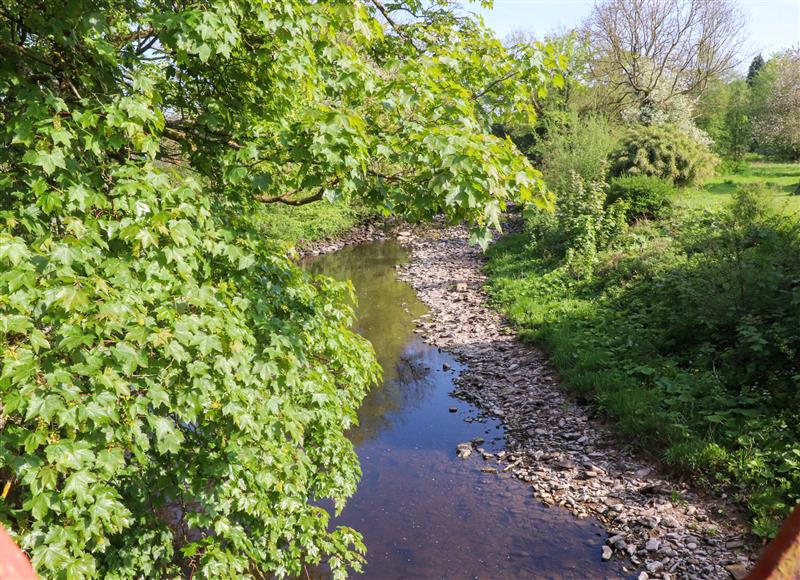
[662,515,680,528]
[724,563,749,579]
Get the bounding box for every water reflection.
[306,242,432,447]
[306,242,625,579]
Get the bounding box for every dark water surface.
[305,241,624,579]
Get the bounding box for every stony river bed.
[303,221,758,579]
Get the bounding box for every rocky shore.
[392,221,758,580]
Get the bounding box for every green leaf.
[25,491,55,520]
[63,470,96,504]
[148,416,184,454]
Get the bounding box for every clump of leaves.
[526,172,627,271]
[610,124,718,184]
[607,175,674,221]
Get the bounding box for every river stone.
[724,563,749,579]
[640,516,660,529]
[456,442,472,459]
[645,538,661,552]
[646,561,663,573]
[662,515,680,528]
[601,545,613,561]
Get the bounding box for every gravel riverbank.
[393,221,758,580]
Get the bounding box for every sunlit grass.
[252,200,375,245]
[676,160,800,212]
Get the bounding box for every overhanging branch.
[253,190,325,206]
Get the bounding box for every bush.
[534,113,621,193]
[717,157,748,175]
[607,175,674,220]
[610,124,718,185]
[525,172,627,270]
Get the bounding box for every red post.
[0,525,37,580]
[746,505,800,580]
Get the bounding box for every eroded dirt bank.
[393,222,758,580]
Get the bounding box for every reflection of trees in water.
[305,242,437,446]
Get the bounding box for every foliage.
[607,175,674,220]
[533,113,620,194]
[621,91,714,149]
[695,80,752,159]
[487,187,800,538]
[0,1,563,577]
[610,124,718,185]
[525,172,627,270]
[747,54,765,86]
[750,48,800,160]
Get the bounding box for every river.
[305,240,624,579]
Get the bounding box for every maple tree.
[0,1,561,576]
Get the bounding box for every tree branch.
[472,70,517,100]
[369,0,405,36]
[253,190,325,206]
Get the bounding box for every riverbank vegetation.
[486,0,800,539]
[0,2,562,577]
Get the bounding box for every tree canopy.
[0,0,562,577]
[584,0,745,114]
[750,47,800,160]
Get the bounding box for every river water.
[305,241,624,579]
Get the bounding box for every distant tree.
[723,80,753,158]
[751,48,800,159]
[747,54,765,85]
[585,0,746,112]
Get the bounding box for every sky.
[466,0,800,71]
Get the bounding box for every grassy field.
[677,161,800,211]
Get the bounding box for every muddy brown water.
[305,241,625,579]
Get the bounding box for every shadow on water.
[304,241,626,579]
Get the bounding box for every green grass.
[677,161,800,211]
[251,199,375,245]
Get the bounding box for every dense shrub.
[534,113,620,193]
[610,124,718,185]
[607,175,674,220]
[525,172,627,271]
